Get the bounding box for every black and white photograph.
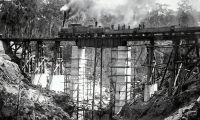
[0,0,200,120]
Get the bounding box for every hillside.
[0,52,74,120]
[117,65,200,120]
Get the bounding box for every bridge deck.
[1,26,200,47]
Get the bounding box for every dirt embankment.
[118,71,200,120]
[0,53,75,120]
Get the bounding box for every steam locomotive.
[58,23,200,38]
[58,23,148,38]
[58,23,110,37]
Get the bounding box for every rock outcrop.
[0,53,74,120]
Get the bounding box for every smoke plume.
[191,0,200,11]
[61,0,156,27]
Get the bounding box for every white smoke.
[191,0,200,11]
[61,0,156,27]
[60,4,69,11]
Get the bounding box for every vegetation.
[0,0,68,38]
[143,0,199,27]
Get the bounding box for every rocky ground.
[117,68,200,120]
[0,53,75,120]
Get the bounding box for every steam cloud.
[61,0,200,27]
[61,0,156,27]
[191,0,200,11]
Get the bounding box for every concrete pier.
[111,46,131,113]
[70,46,87,119]
[70,46,86,101]
[32,74,48,88]
[0,40,8,54]
[50,75,65,92]
[144,83,158,101]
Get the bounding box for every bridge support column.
[0,40,9,54]
[49,41,65,92]
[111,46,131,114]
[144,39,156,102]
[21,41,33,74]
[35,41,45,73]
[70,46,86,120]
[168,40,179,96]
[32,41,48,88]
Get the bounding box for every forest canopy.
[0,0,69,38]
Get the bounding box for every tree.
[0,0,40,37]
[177,0,197,26]
[0,0,67,38]
[39,0,67,37]
[142,3,177,27]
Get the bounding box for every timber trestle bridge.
[1,25,200,120]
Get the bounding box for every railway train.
[58,23,200,38]
[58,23,148,37]
[58,23,111,37]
